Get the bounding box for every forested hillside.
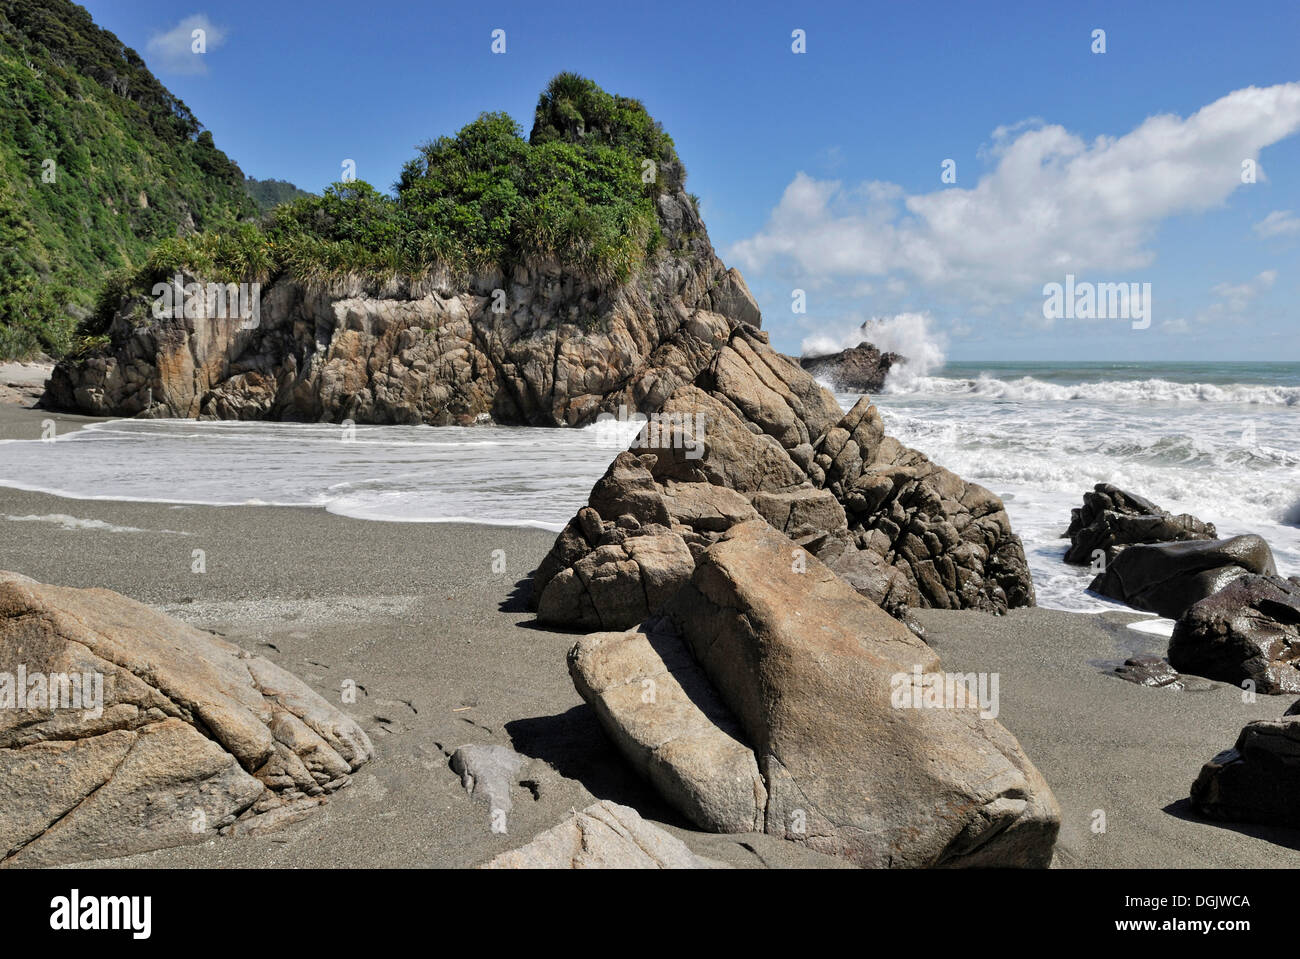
[0,0,257,358]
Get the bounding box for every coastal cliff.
[44,76,761,426]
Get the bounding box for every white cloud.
[730,83,1300,308]
[1254,209,1300,237]
[1208,270,1276,314]
[146,14,226,75]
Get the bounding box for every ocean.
[2,360,1296,618]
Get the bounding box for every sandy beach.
[1,404,1296,868]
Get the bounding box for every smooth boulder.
[0,572,372,866]
[1168,574,1300,694]
[1088,534,1276,618]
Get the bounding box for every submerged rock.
[1088,534,1276,619]
[1064,483,1216,567]
[1113,654,1184,689]
[798,341,902,393]
[1168,574,1300,694]
[0,571,372,866]
[569,521,1060,868]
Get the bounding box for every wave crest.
[891,374,1300,406]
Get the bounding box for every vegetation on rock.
[83,72,687,339]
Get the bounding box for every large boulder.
[532,325,1034,629]
[1064,483,1216,566]
[798,341,902,393]
[1168,574,1300,694]
[0,572,372,866]
[568,621,766,832]
[482,800,726,869]
[1088,534,1276,619]
[570,521,1060,868]
[1191,710,1300,828]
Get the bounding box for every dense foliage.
[244,176,310,214]
[91,72,686,333]
[0,0,256,358]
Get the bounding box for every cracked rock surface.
[44,187,761,428]
[0,571,373,866]
[567,522,1060,868]
[532,324,1034,629]
[1064,483,1216,567]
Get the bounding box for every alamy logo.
[890,665,1000,719]
[1042,274,1152,329]
[0,665,103,719]
[50,890,151,939]
[151,273,260,329]
[594,406,706,459]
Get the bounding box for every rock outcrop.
[1191,709,1300,829]
[1087,534,1276,619]
[482,800,726,869]
[44,187,763,427]
[0,571,372,866]
[568,521,1060,867]
[1064,483,1216,567]
[532,324,1034,630]
[799,341,901,393]
[1168,574,1300,694]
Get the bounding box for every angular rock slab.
[482,800,726,869]
[659,521,1060,868]
[1191,712,1300,828]
[1088,534,1277,619]
[1169,574,1300,694]
[0,571,373,866]
[1064,483,1216,566]
[568,620,766,832]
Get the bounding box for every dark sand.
[1,404,1296,868]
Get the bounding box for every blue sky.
[81,0,1300,361]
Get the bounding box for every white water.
[862,380,1300,614]
[1,370,1296,614]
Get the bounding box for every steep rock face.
[799,341,901,393]
[44,190,760,426]
[531,325,1035,629]
[0,572,372,866]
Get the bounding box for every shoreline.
[2,406,1299,868]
